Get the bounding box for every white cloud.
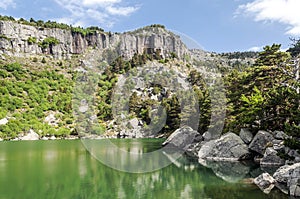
[83,0,121,7]
[248,46,263,51]
[106,6,138,16]
[237,0,300,35]
[54,0,139,28]
[0,0,15,10]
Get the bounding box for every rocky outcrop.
[273,163,300,197]
[0,20,188,60]
[254,173,276,194]
[19,129,39,140]
[249,130,273,155]
[162,126,202,151]
[117,118,144,138]
[198,132,251,161]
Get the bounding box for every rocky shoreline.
[163,126,300,197]
[1,125,299,197]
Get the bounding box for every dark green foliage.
[0,34,10,40]
[41,57,46,63]
[220,51,258,59]
[287,38,300,57]
[187,70,211,133]
[38,37,60,49]
[27,36,37,44]
[224,45,300,140]
[149,24,165,29]
[284,138,300,150]
[254,44,290,66]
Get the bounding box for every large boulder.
[260,147,285,166]
[254,173,276,194]
[249,130,273,155]
[19,129,39,141]
[239,128,253,144]
[162,126,202,151]
[273,163,300,197]
[198,132,251,161]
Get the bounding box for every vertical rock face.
[0,21,188,59]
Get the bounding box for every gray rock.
[274,131,289,140]
[202,131,212,141]
[128,118,139,129]
[239,128,253,144]
[162,126,201,151]
[273,142,285,151]
[254,173,276,194]
[0,20,189,60]
[41,137,49,141]
[49,135,56,140]
[249,130,274,155]
[273,163,300,197]
[19,129,39,141]
[260,147,285,166]
[198,132,251,161]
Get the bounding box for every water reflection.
[0,140,288,199]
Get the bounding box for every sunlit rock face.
[0,21,188,60]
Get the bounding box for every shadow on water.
[0,140,289,199]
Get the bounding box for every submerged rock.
[198,132,251,161]
[249,130,273,155]
[162,126,202,151]
[200,160,251,183]
[254,173,276,194]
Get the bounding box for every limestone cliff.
[0,20,188,59]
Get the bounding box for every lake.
[0,140,287,199]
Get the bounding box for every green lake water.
[0,140,288,199]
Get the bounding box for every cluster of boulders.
[163,126,300,197]
[3,129,78,141]
[117,118,145,139]
[255,163,300,197]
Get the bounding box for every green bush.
[38,37,60,49]
[27,36,37,44]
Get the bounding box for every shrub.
[38,37,60,49]
[27,36,37,44]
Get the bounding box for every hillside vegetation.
[0,17,299,150]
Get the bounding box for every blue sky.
[0,0,299,52]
